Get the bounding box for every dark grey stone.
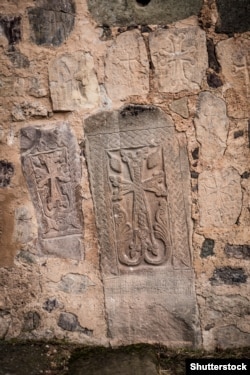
[201,238,215,258]
[58,312,93,335]
[206,38,220,73]
[225,244,250,259]
[7,50,30,68]
[0,15,21,45]
[210,267,248,285]
[87,0,203,26]
[216,0,250,34]
[22,311,40,332]
[0,160,14,187]
[28,0,75,46]
[43,298,60,313]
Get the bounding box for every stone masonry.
[0,0,249,349]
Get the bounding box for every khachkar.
[85,105,201,346]
[21,122,83,259]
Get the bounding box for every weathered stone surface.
[150,27,208,93]
[22,311,40,332]
[49,52,100,111]
[58,312,93,335]
[21,122,83,259]
[7,50,30,68]
[12,102,49,121]
[105,30,149,101]
[0,310,10,339]
[0,160,14,187]
[57,273,95,294]
[85,105,200,346]
[210,267,247,285]
[28,0,75,46]
[68,347,158,375]
[215,325,250,349]
[0,15,21,45]
[216,38,250,118]
[87,0,203,26]
[170,97,189,119]
[201,238,215,258]
[225,244,250,259]
[194,92,229,164]
[198,168,242,227]
[216,0,250,34]
[207,295,250,316]
[14,206,34,244]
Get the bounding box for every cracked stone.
[22,311,41,332]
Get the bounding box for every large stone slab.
[87,0,203,26]
[198,168,242,228]
[85,105,200,346]
[104,30,149,101]
[21,122,83,259]
[194,92,229,164]
[215,0,250,34]
[216,37,250,118]
[28,0,75,46]
[49,52,100,111]
[149,27,208,93]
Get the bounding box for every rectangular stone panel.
[85,105,200,346]
[21,122,83,259]
[87,0,203,27]
[105,30,149,101]
[149,26,208,93]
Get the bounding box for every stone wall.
[0,0,249,349]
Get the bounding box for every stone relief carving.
[149,27,208,93]
[105,30,149,101]
[194,92,229,164]
[198,168,242,227]
[85,105,191,275]
[85,106,199,345]
[216,37,250,117]
[21,122,83,259]
[108,146,171,266]
[49,52,100,111]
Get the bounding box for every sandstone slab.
[194,92,229,164]
[198,168,242,227]
[49,52,99,111]
[216,38,250,118]
[87,0,203,26]
[150,27,208,93]
[21,122,83,259]
[105,30,149,101]
[85,105,200,346]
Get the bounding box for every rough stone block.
[0,160,14,187]
[58,312,93,335]
[210,267,247,285]
[49,52,99,111]
[201,238,215,258]
[216,0,250,34]
[149,26,207,93]
[21,122,83,259]
[0,15,21,45]
[57,273,95,294]
[225,244,250,259]
[87,0,203,26]
[85,105,200,346]
[105,30,149,101]
[198,168,242,227]
[28,0,75,46]
[216,37,250,118]
[194,92,229,163]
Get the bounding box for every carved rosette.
[21,122,83,259]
